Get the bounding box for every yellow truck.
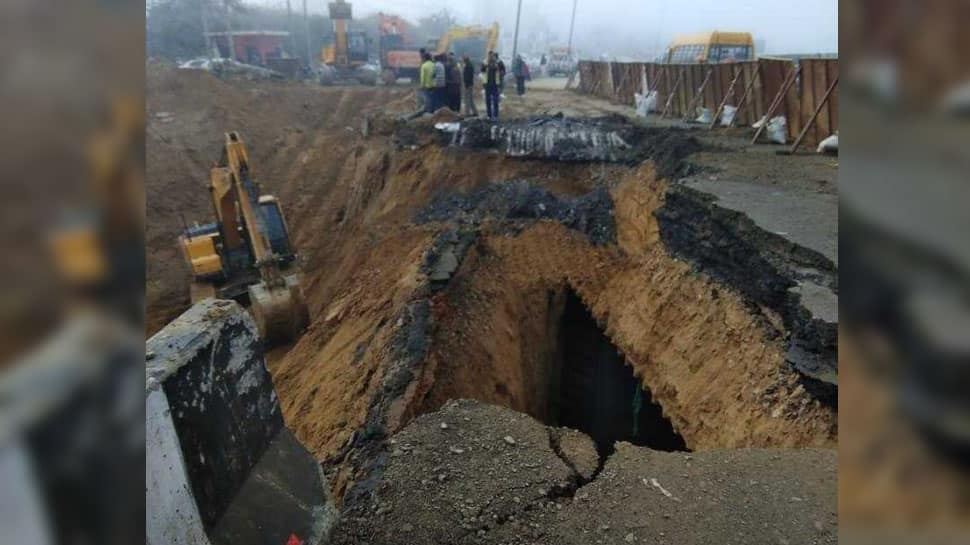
[665,31,755,64]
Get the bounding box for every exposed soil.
[146,70,839,539]
[145,66,415,334]
[331,399,837,545]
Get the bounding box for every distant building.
[206,31,290,65]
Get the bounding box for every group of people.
[418,51,463,114]
[418,50,531,120]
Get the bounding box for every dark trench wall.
[554,291,686,453]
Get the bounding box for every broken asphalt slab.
[656,179,838,402]
[330,400,836,545]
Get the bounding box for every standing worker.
[481,51,502,120]
[513,54,528,96]
[433,54,447,113]
[462,55,478,117]
[446,52,462,112]
[416,47,428,110]
[419,52,436,114]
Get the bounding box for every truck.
[377,13,423,84]
[546,46,577,77]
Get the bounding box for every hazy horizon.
[250,0,837,58]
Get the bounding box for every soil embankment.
[146,70,839,529]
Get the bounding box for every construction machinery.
[433,23,500,64]
[48,95,145,324]
[179,132,309,343]
[319,0,378,85]
[546,46,577,77]
[377,12,423,85]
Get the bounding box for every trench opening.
[549,289,688,455]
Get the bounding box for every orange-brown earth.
[146,69,836,504]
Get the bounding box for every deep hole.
[551,289,688,455]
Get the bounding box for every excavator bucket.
[248,273,310,344]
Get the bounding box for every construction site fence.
[576,59,838,146]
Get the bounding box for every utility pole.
[567,0,578,55]
[286,0,295,57]
[223,0,236,61]
[303,0,312,66]
[201,0,213,57]
[511,0,523,61]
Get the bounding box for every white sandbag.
[720,105,737,126]
[766,116,787,144]
[752,115,767,129]
[817,133,838,154]
[434,122,460,132]
[695,107,712,124]
[634,90,658,117]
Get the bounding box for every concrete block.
[146,299,334,545]
[147,299,282,531]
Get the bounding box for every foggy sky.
[254,0,838,58]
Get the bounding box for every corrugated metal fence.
[576,58,838,145]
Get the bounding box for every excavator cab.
[347,31,370,65]
[178,132,309,343]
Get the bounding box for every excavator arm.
[434,23,500,63]
[222,132,273,270]
[214,132,309,342]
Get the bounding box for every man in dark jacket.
[462,55,478,116]
[513,54,527,96]
[446,52,462,112]
[481,51,503,119]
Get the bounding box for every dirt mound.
[331,399,837,545]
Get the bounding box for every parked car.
[547,47,577,77]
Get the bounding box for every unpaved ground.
[146,69,840,539]
[146,66,415,333]
[332,399,837,545]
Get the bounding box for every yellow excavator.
[179,132,309,343]
[319,0,378,85]
[433,23,500,63]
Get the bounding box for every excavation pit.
[552,290,688,454]
[146,69,837,513]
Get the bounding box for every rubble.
[330,400,837,545]
[417,180,616,245]
[453,115,701,176]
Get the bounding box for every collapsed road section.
[261,114,838,509]
[145,67,838,544]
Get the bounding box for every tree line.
[146,0,459,63]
